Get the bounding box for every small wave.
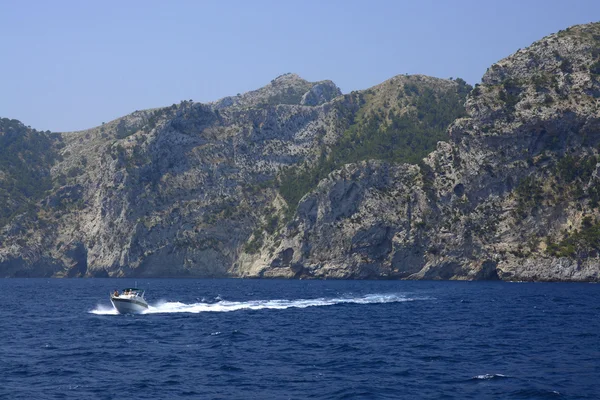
[89,293,428,315]
[471,373,508,380]
[509,388,561,397]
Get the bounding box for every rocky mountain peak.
[212,73,341,110]
[270,72,307,85]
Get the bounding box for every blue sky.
[1,0,598,132]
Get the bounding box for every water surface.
[1,279,598,399]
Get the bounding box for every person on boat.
[113,290,119,297]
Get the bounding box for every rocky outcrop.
[300,81,342,106]
[212,73,341,109]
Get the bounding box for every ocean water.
[1,279,599,399]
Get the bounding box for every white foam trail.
[89,293,428,315]
[90,304,119,315]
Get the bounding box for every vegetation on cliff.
[279,77,472,211]
[0,118,60,226]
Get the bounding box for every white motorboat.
[110,288,149,314]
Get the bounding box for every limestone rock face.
[236,161,430,279]
[0,74,353,277]
[1,65,468,278]
[242,22,600,281]
[2,23,600,281]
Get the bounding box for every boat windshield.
[121,288,144,296]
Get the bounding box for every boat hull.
[110,297,149,314]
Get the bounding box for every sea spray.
[91,304,119,315]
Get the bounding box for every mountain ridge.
[2,22,599,280]
[0,71,468,278]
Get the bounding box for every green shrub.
[514,175,544,217]
[244,230,264,254]
[555,154,597,183]
[560,59,573,73]
[590,60,600,75]
[265,214,279,234]
[546,218,600,258]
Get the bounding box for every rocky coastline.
[1,23,600,281]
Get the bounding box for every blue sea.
[1,279,599,399]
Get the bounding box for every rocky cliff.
[0,73,466,277]
[2,23,599,281]
[240,23,600,281]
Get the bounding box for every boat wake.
[90,293,429,315]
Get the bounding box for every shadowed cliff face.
[242,22,600,282]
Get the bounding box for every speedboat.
[110,288,149,314]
